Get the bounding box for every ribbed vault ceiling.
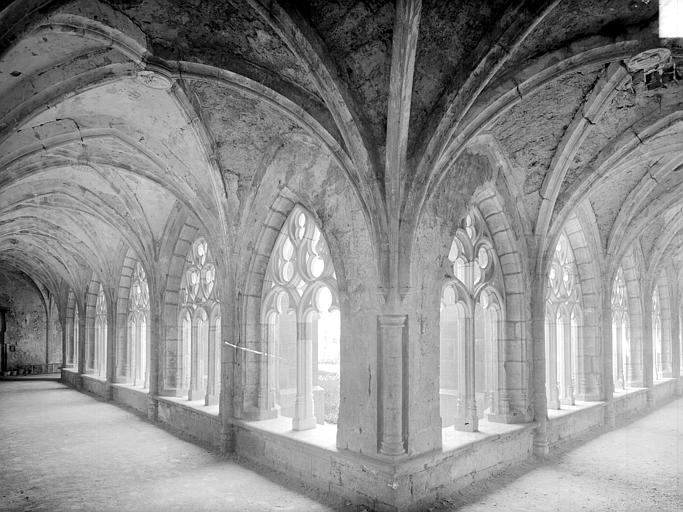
[0,0,681,302]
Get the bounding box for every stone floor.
[0,379,334,512]
[1,379,681,512]
[435,397,683,512]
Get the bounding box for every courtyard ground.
[0,378,680,511]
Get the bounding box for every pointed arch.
[620,245,645,387]
[439,207,506,432]
[653,270,674,381]
[119,256,151,388]
[472,184,532,423]
[545,205,604,403]
[545,230,582,409]
[160,215,200,395]
[611,266,630,391]
[66,289,77,368]
[116,248,138,382]
[248,202,340,431]
[84,278,100,375]
[174,235,221,404]
[94,283,108,378]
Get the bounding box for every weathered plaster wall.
[0,271,48,371]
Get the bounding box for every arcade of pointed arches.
[59,202,680,445]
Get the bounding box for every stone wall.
[157,398,222,451]
[0,271,50,373]
[111,385,149,415]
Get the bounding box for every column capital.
[378,313,407,327]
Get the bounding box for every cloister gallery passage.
[0,1,682,510]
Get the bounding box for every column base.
[292,415,317,431]
[158,387,177,397]
[104,382,113,401]
[488,410,526,424]
[239,404,280,421]
[533,438,549,456]
[548,399,561,410]
[533,419,549,456]
[188,387,205,401]
[605,401,616,428]
[147,396,158,421]
[220,427,234,455]
[453,415,478,432]
[380,438,405,456]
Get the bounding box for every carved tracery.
[440,209,504,432]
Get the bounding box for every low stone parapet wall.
[234,417,535,511]
[111,384,148,415]
[156,397,221,451]
[80,374,107,398]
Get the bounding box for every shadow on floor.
[0,374,61,381]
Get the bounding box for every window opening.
[545,232,581,409]
[262,206,340,430]
[440,210,502,432]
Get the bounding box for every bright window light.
[660,0,683,37]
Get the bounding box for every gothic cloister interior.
[1,1,682,510]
